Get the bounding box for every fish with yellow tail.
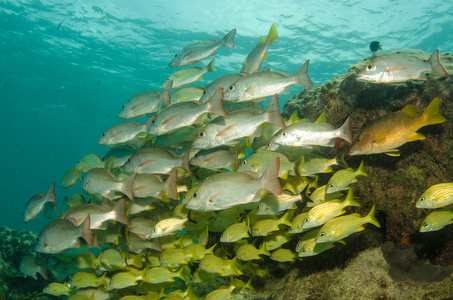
[350,97,446,157]
[357,49,447,83]
[416,183,453,209]
[315,205,380,243]
[419,209,453,232]
[169,29,236,67]
[242,23,278,74]
[325,161,368,194]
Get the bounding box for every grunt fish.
[118,91,168,119]
[23,182,56,223]
[242,23,278,74]
[357,50,447,83]
[83,168,136,201]
[325,161,368,194]
[416,182,453,209]
[419,209,453,232]
[163,59,216,89]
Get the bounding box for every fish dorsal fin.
[401,105,419,117]
[315,112,327,123]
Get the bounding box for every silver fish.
[23,182,56,223]
[98,119,152,146]
[83,168,136,201]
[357,50,447,83]
[118,90,169,119]
[169,29,236,67]
[242,23,278,74]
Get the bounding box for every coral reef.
[0,226,54,300]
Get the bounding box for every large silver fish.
[169,29,236,67]
[242,23,278,74]
[147,88,226,137]
[223,60,313,102]
[35,217,94,254]
[356,50,447,83]
[118,91,169,119]
[83,168,136,201]
[199,73,245,103]
[192,94,285,149]
[98,119,153,146]
[185,157,281,211]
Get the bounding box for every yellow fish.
[242,23,278,74]
[350,97,446,156]
[419,209,453,232]
[163,59,216,89]
[416,182,453,209]
[325,161,368,194]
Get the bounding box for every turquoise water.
[1,0,453,233]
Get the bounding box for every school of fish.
[19,24,450,299]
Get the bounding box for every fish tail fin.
[38,264,48,280]
[143,116,155,132]
[165,169,179,200]
[103,156,115,172]
[294,60,313,88]
[139,263,152,282]
[266,23,278,46]
[365,205,381,228]
[222,28,236,49]
[428,49,447,77]
[344,189,361,207]
[160,89,171,106]
[335,151,349,169]
[356,161,369,177]
[261,157,282,195]
[279,210,293,227]
[80,214,94,246]
[205,59,216,72]
[112,198,131,226]
[229,256,243,276]
[260,243,271,256]
[122,172,137,201]
[92,231,101,250]
[207,88,226,117]
[265,94,285,127]
[46,182,56,202]
[128,253,144,268]
[421,97,446,126]
[181,149,192,175]
[337,117,353,143]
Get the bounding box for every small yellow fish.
[251,210,292,236]
[107,264,150,290]
[159,248,191,267]
[270,248,297,262]
[168,86,206,104]
[236,243,270,261]
[43,282,72,296]
[302,189,360,230]
[255,191,302,215]
[205,285,236,300]
[149,217,188,238]
[199,255,241,276]
[298,237,343,257]
[163,59,216,89]
[288,212,309,234]
[307,185,343,207]
[100,248,126,269]
[295,152,348,177]
[416,183,453,209]
[350,97,446,156]
[220,219,249,243]
[238,150,295,179]
[325,161,368,194]
[316,205,380,243]
[264,230,291,251]
[419,209,453,232]
[62,167,82,188]
[144,267,186,283]
[70,272,106,288]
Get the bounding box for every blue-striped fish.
[416,183,453,209]
[325,161,368,194]
[419,209,453,232]
[316,205,380,243]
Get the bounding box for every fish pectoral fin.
[216,124,237,137]
[384,149,400,157]
[244,82,256,94]
[356,226,365,232]
[161,114,180,125]
[372,132,387,143]
[407,132,426,142]
[184,48,200,57]
[110,130,124,138]
[137,159,155,168]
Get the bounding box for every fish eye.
[356,137,361,142]
[242,160,247,165]
[202,90,206,95]
[36,236,40,242]
[228,85,235,91]
[198,131,205,138]
[221,234,224,238]
[304,218,310,223]
[174,54,178,58]
[121,104,125,109]
[152,229,157,233]
[151,119,155,125]
[166,77,170,81]
[301,249,306,253]
[419,197,425,202]
[329,184,334,188]
[102,132,105,137]
[366,63,375,71]
[422,223,429,227]
[193,192,198,198]
[127,158,131,163]
[319,232,326,237]
[282,131,287,137]
[297,243,301,248]
[266,143,271,148]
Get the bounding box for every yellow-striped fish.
[307,185,343,207]
[149,217,188,238]
[70,272,106,288]
[316,205,380,243]
[350,97,446,156]
[236,243,270,261]
[205,285,236,300]
[295,152,348,177]
[416,183,453,209]
[144,267,186,283]
[288,212,309,234]
[251,211,292,236]
[419,209,453,232]
[163,59,216,89]
[43,282,72,296]
[325,161,368,194]
[298,237,342,257]
[238,150,295,179]
[255,191,302,215]
[220,219,249,243]
[167,86,206,104]
[302,189,360,230]
[242,23,278,74]
[264,230,291,251]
